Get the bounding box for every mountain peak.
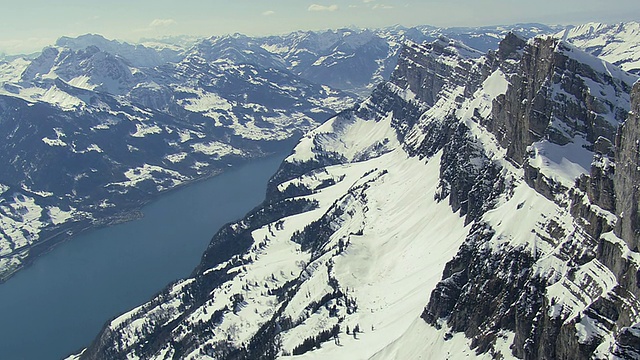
[497,31,527,60]
[55,33,113,50]
[53,33,167,69]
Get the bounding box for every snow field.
[285,150,472,359]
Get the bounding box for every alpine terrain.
[0,33,353,281]
[0,23,562,282]
[64,22,640,360]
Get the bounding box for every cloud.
[0,37,55,55]
[262,10,276,16]
[373,4,393,10]
[363,0,375,3]
[149,19,177,28]
[308,4,339,12]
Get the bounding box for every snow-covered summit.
[191,35,288,70]
[56,33,180,68]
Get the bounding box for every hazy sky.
[1,0,639,54]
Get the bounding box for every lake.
[0,154,286,360]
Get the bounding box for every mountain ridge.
[69,29,640,359]
[0,30,354,282]
[0,22,570,282]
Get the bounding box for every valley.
[0,153,286,360]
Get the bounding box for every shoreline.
[0,149,292,360]
[0,160,237,284]
[0,135,298,285]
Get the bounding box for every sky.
[1,0,639,55]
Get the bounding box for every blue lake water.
[0,154,285,360]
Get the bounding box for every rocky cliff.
[615,82,640,251]
[421,37,640,359]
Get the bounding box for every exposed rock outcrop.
[424,36,640,359]
[490,37,631,165]
[615,81,640,251]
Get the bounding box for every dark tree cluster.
[292,324,341,355]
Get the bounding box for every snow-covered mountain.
[427,23,560,53]
[69,26,640,360]
[256,24,562,96]
[55,34,183,68]
[0,35,354,281]
[2,21,640,358]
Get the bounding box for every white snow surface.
[369,320,514,360]
[0,194,45,250]
[559,22,640,73]
[190,141,245,158]
[48,206,75,225]
[286,111,399,164]
[67,75,97,90]
[41,85,85,110]
[131,123,163,137]
[278,149,472,359]
[179,89,233,112]
[107,164,188,189]
[527,138,592,188]
[0,58,30,83]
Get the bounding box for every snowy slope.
[558,22,640,74]
[72,101,481,360]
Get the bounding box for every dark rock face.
[391,41,457,108]
[615,82,640,251]
[437,122,505,225]
[612,324,640,359]
[488,37,557,163]
[422,224,539,354]
[586,155,616,212]
[390,38,485,110]
[490,37,630,165]
[423,35,640,360]
[497,32,527,62]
